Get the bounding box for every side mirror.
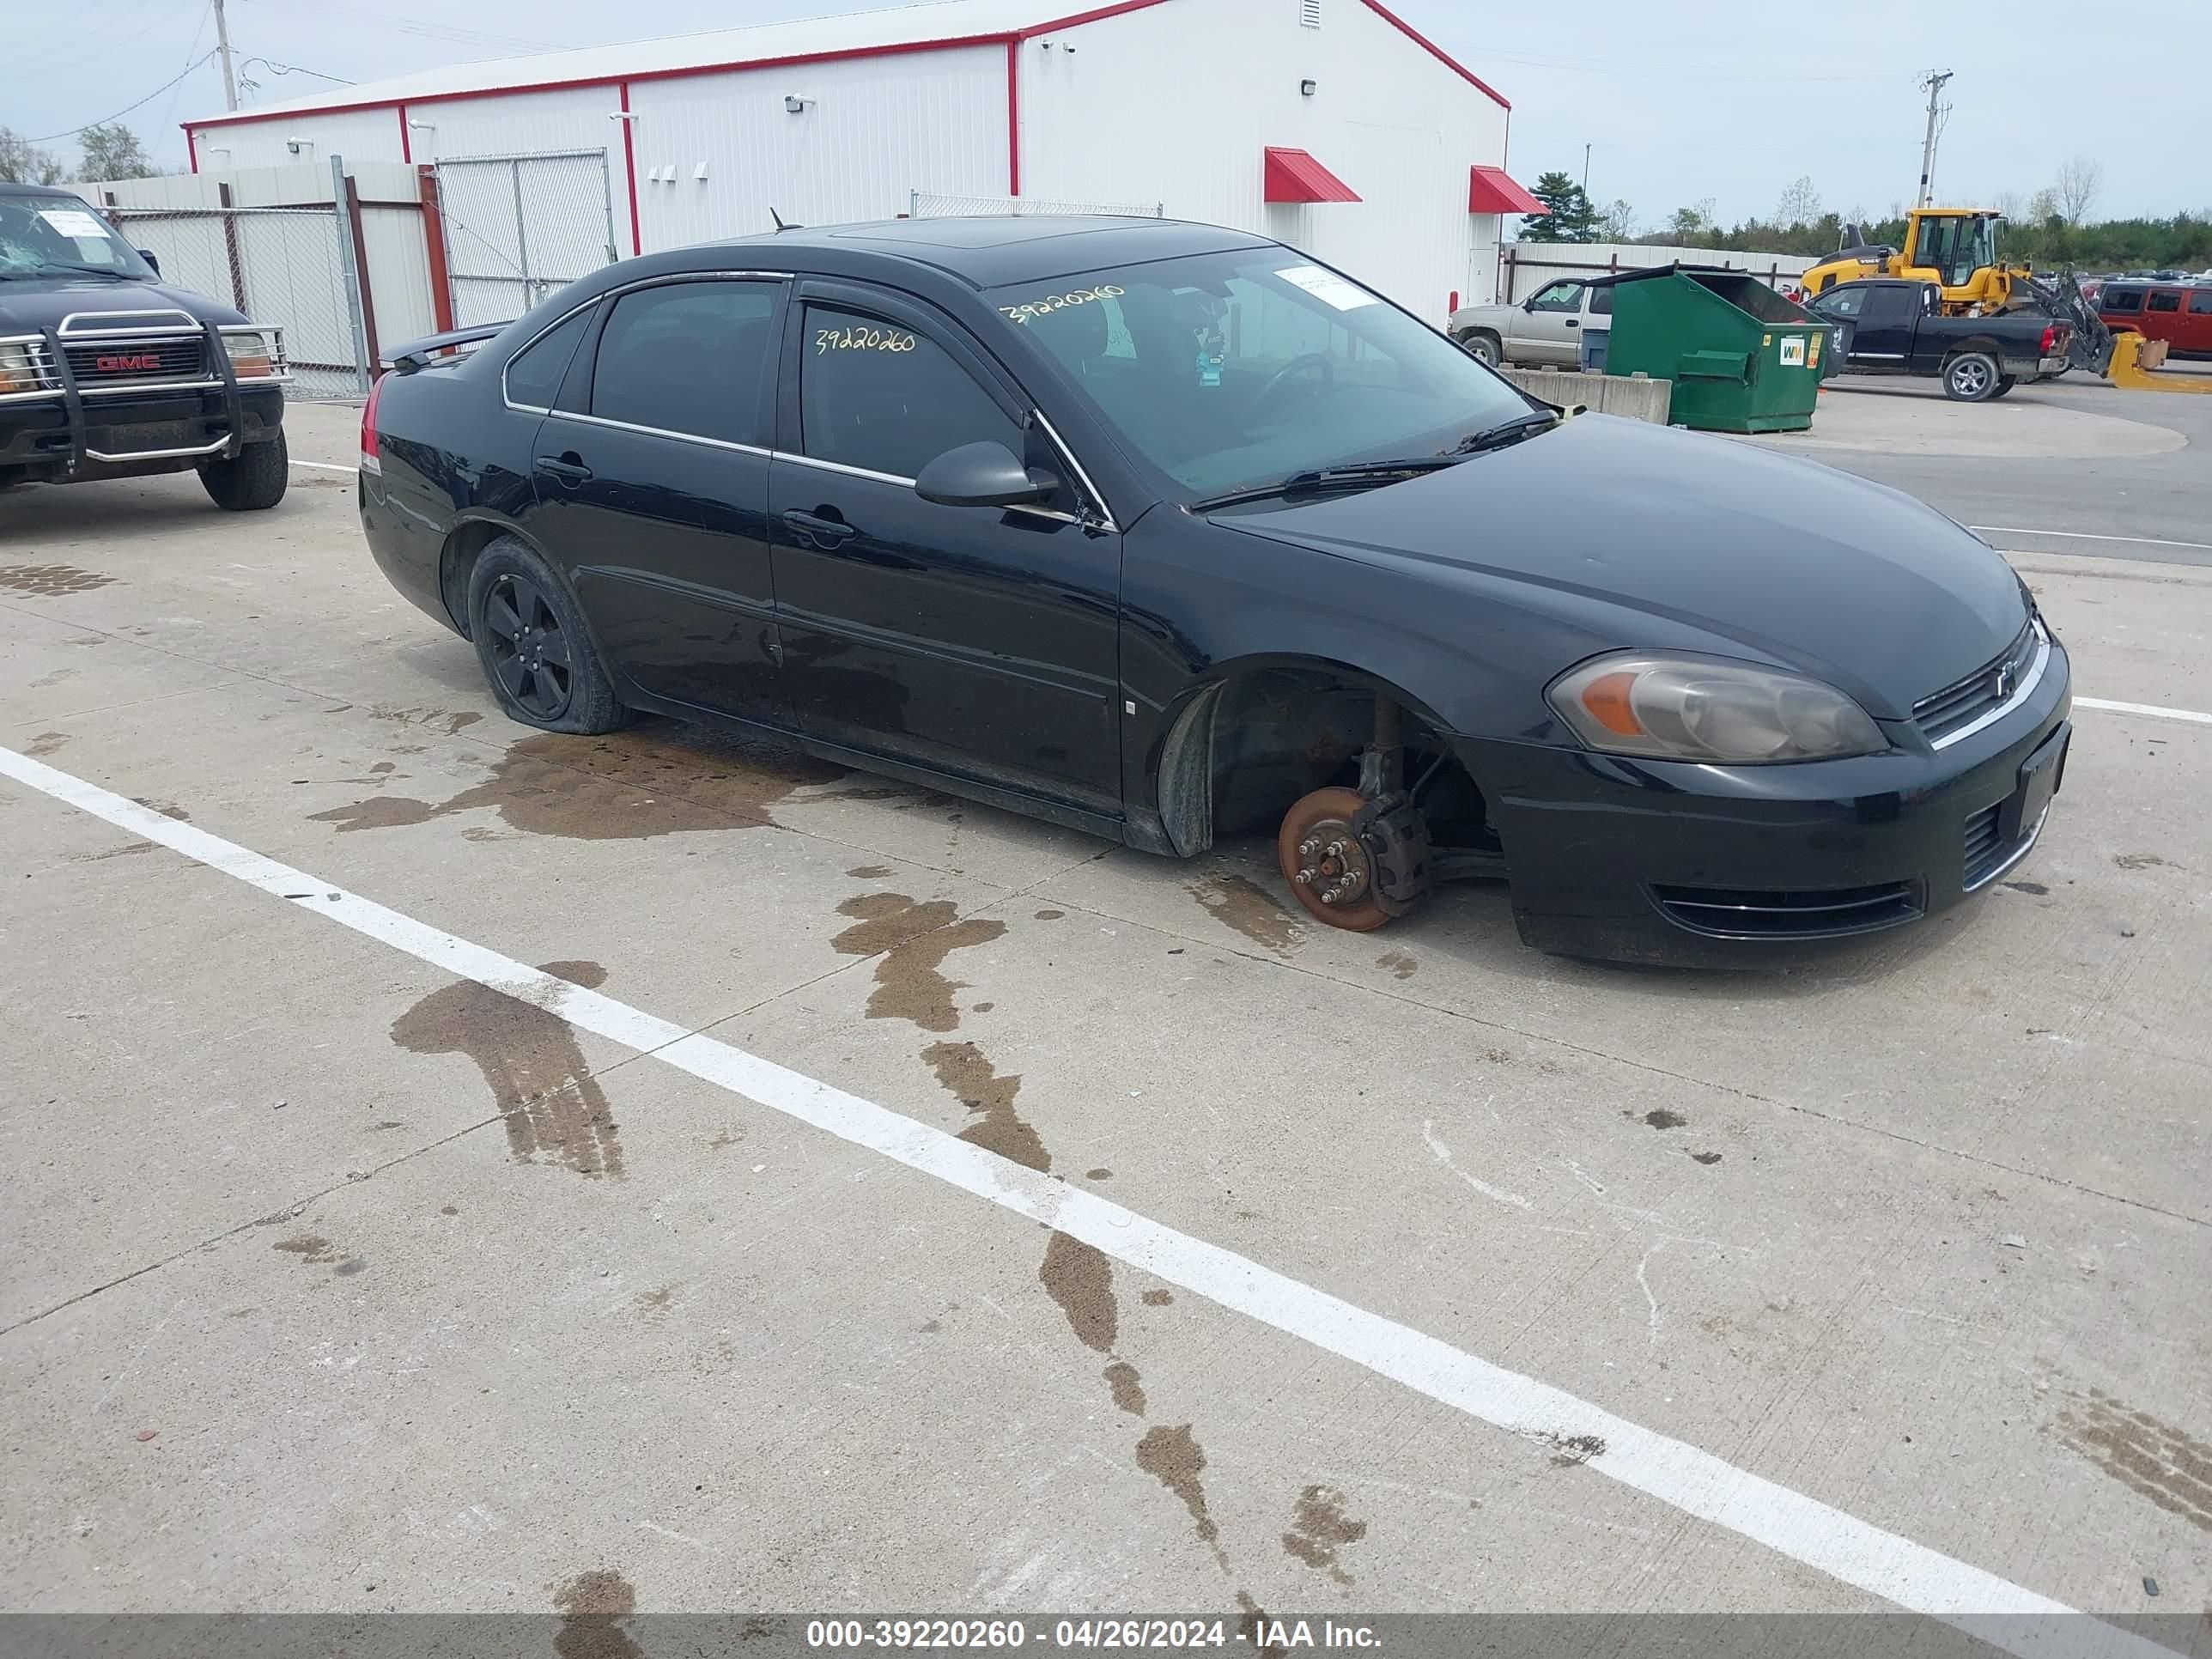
[138,250,161,276]
[914,441,1057,509]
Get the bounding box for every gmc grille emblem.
[94,353,162,372]
[1991,663,2014,702]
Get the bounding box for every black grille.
[61,335,207,386]
[1914,622,2039,744]
[1962,802,2007,889]
[1652,880,1923,939]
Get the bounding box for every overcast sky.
[11,0,2207,229]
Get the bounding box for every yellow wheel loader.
[1802,209,2030,314]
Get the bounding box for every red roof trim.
[1468,164,1542,216]
[1264,147,1360,204]
[1358,0,1508,111]
[179,0,1509,135]
[397,106,411,163]
[619,82,641,255]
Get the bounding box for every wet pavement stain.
[446,712,482,734]
[273,1235,337,1264]
[2113,853,2166,870]
[925,1042,1048,1171]
[0,564,116,596]
[1691,1151,1724,1165]
[131,798,190,822]
[2001,880,2049,896]
[1189,872,1301,955]
[1041,1231,1118,1354]
[67,841,155,863]
[635,1286,675,1321]
[1542,1432,1607,1468]
[1640,1109,1687,1130]
[311,727,850,840]
[1280,1485,1368,1585]
[2051,1389,2212,1533]
[389,960,624,1178]
[1136,1424,1229,1570]
[1034,908,1066,921]
[25,732,67,757]
[833,893,1006,1032]
[1143,1289,1174,1306]
[847,864,895,878]
[552,1568,642,1659]
[1375,951,1417,979]
[1104,1360,1148,1417]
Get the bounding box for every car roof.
[707,215,1273,288]
[0,182,93,202]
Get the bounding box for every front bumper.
[0,386,285,481]
[1463,636,2073,967]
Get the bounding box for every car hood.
[0,279,246,335]
[1217,413,2027,718]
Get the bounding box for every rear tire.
[1458,331,1502,368]
[1943,351,2002,402]
[1989,375,2018,399]
[198,430,289,510]
[466,536,632,735]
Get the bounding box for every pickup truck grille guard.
[0,314,288,472]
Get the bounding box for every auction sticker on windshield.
[1274,264,1378,311]
[38,208,110,240]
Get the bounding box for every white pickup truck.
[1447,279,1612,368]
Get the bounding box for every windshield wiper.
[1449,410,1561,456]
[1189,457,1460,511]
[0,264,133,281]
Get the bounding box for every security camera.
[286,138,308,154]
[784,95,809,113]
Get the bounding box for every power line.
[30,52,219,141]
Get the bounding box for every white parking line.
[0,742,2177,1659]
[2076,696,2212,726]
[1977,526,2212,552]
[289,459,359,473]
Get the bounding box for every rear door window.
[798,303,1022,480]
[2145,290,2182,313]
[1588,286,1613,317]
[1859,284,1917,325]
[588,278,781,447]
[503,307,593,409]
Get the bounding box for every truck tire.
[199,431,289,510]
[1942,352,2002,403]
[1457,330,1502,367]
[1989,376,2018,399]
[465,535,633,735]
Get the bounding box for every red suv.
[2098,282,2212,357]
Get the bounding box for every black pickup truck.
[2,182,291,507]
[1805,277,2071,401]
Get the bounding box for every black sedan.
[359,216,2069,967]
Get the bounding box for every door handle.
[781,508,858,549]
[1565,319,1580,328]
[534,453,592,486]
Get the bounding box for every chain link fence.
[105,205,367,398]
[432,150,619,327]
[910,191,1164,219]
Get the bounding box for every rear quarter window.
[2191,290,2212,316]
[503,308,592,409]
[2145,290,2182,313]
[2102,289,2144,313]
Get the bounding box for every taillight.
[359,373,383,473]
[2039,325,2057,355]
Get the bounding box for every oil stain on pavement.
[1137,1425,1231,1571]
[553,1568,641,1659]
[311,726,853,839]
[1189,872,1303,956]
[834,894,1006,1031]
[390,959,623,1177]
[1280,1485,1368,1585]
[2052,1389,2212,1532]
[925,1041,1048,1170]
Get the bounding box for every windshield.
[0,194,155,282]
[988,249,1535,497]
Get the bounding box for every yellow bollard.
[2106,331,2212,394]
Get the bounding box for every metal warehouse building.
[180,0,1535,327]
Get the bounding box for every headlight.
[224,331,277,378]
[1547,653,1887,763]
[0,342,41,395]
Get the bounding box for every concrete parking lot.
[3,396,2208,1643]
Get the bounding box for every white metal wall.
[1018,0,1510,318]
[627,46,1007,251]
[190,107,404,173]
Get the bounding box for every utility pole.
[213,0,240,112]
[1582,144,1591,193]
[1915,70,1952,207]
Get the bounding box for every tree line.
[0,124,161,186]
[1516,164,2211,273]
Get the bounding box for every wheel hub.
[1290,816,1374,908]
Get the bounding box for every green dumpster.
[1596,265,1833,433]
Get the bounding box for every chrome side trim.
[1963,806,2050,892]
[769,450,912,487]
[1928,624,2051,751]
[83,435,234,462]
[543,406,770,458]
[1030,405,1119,532]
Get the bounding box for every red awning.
[1468,165,1544,216]
[1264,147,1361,204]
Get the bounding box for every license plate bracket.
[2000,722,2069,843]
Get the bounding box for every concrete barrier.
[1500,368,1673,425]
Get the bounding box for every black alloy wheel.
[482,572,574,721]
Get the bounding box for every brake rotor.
[1277,786,1392,932]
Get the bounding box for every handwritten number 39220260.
[815,325,918,354]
